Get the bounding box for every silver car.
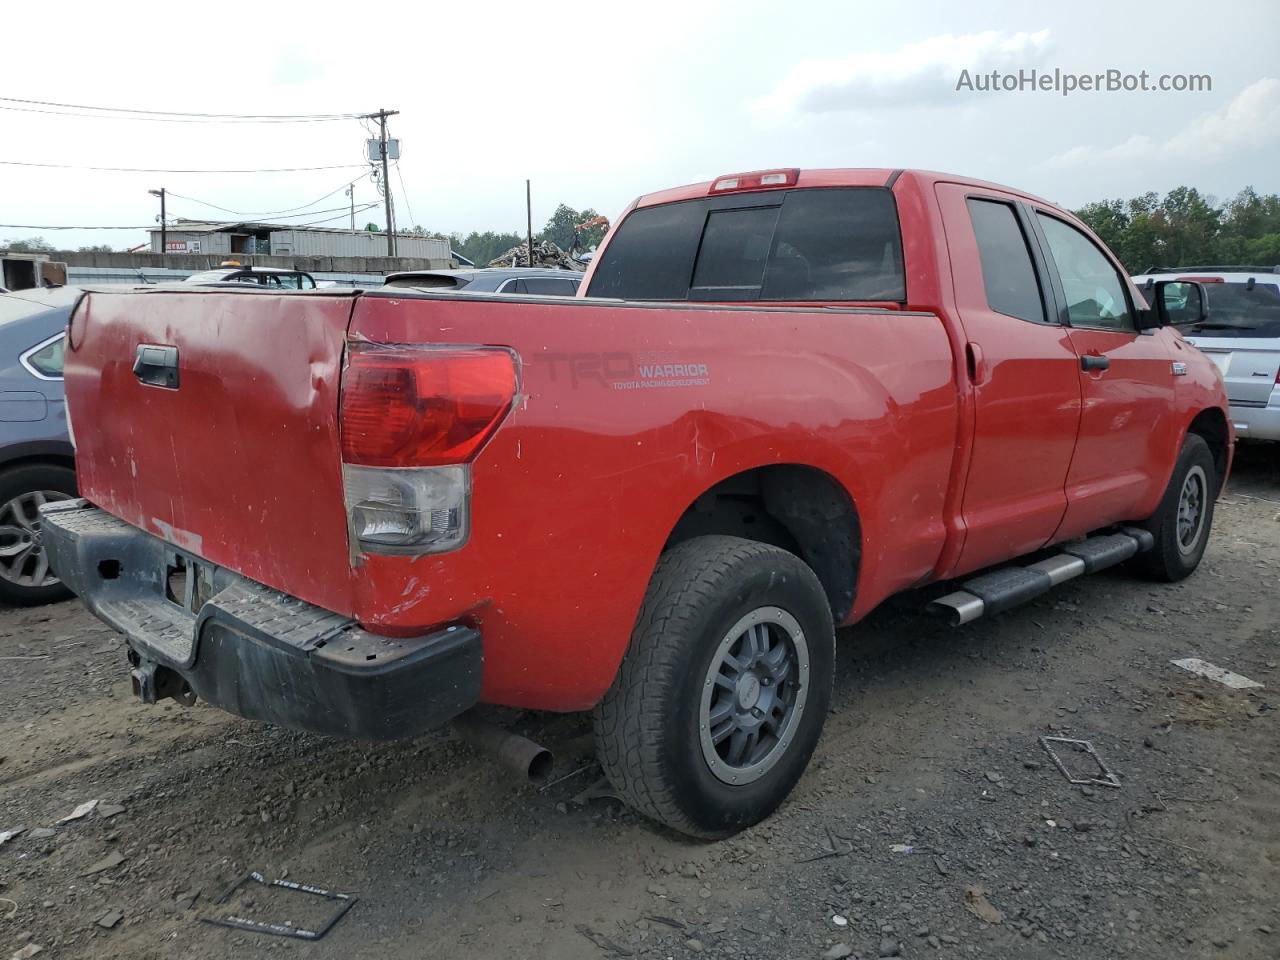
[0,287,78,604]
[382,267,583,296]
[1134,266,1280,441]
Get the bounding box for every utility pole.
[346,184,355,234]
[526,179,534,268]
[361,107,400,258]
[149,187,166,254]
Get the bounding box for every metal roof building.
[149,220,451,260]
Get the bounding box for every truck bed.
[65,285,959,708]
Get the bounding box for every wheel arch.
[1185,407,1230,493]
[662,463,861,622]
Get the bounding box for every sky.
[2,0,1277,252]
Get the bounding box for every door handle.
[133,344,180,388]
[1080,354,1110,372]
[965,341,987,385]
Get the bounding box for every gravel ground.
[1,445,1276,960]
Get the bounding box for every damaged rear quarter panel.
[347,293,957,711]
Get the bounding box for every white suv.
[1133,266,1280,441]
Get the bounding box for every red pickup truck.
[44,168,1230,838]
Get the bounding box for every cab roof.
[633,168,1060,211]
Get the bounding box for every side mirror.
[1138,280,1208,329]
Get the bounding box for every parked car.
[45,168,1229,838]
[382,267,582,295]
[0,287,78,605]
[183,265,317,289]
[1133,266,1280,441]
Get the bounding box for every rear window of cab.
[587,187,906,302]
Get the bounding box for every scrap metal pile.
[488,239,585,271]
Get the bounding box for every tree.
[454,231,525,265]
[1073,186,1280,272]
[537,204,608,251]
[77,244,113,253]
[2,236,54,253]
[364,222,380,232]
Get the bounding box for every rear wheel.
[0,464,77,606]
[593,535,834,838]
[1133,434,1216,582]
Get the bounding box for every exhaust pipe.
[452,711,553,783]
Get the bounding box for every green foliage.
[77,244,114,253]
[1073,186,1280,272]
[364,222,380,232]
[2,236,54,253]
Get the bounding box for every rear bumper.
[41,499,482,740]
[1229,389,1280,441]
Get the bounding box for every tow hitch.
[128,650,196,706]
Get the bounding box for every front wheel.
[593,535,835,839]
[1132,434,1217,582]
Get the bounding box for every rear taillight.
[341,345,517,467]
[340,344,518,556]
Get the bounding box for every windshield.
[1188,281,1280,338]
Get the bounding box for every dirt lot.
[1,446,1277,960]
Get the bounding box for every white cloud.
[1048,77,1280,168]
[755,29,1053,114]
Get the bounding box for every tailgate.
[65,288,357,615]
[1189,335,1280,404]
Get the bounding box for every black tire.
[0,463,77,606]
[593,535,835,839]
[1132,434,1216,582]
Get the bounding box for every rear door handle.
[965,341,987,385]
[133,344,180,388]
[1080,354,1110,372]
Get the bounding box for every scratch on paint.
[151,517,203,554]
[387,581,432,616]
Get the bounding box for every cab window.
[1037,214,1133,330]
[966,198,1046,324]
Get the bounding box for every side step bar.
[928,528,1155,626]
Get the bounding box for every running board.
[927,528,1155,626]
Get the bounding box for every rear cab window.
[587,188,905,302]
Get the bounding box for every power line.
[0,96,361,122]
[0,104,356,124]
[394,161,418,228]
[0,159,366,174]
[0,223,151,230]
[165,178,362,218]
[285,204,381,229]
[165,202,367,223]
[0,204,381,233]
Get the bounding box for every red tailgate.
[66,288,357,615]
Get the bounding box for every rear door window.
[588,187,905,302]
[966,198,1047,324]
[22,333,65,379]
